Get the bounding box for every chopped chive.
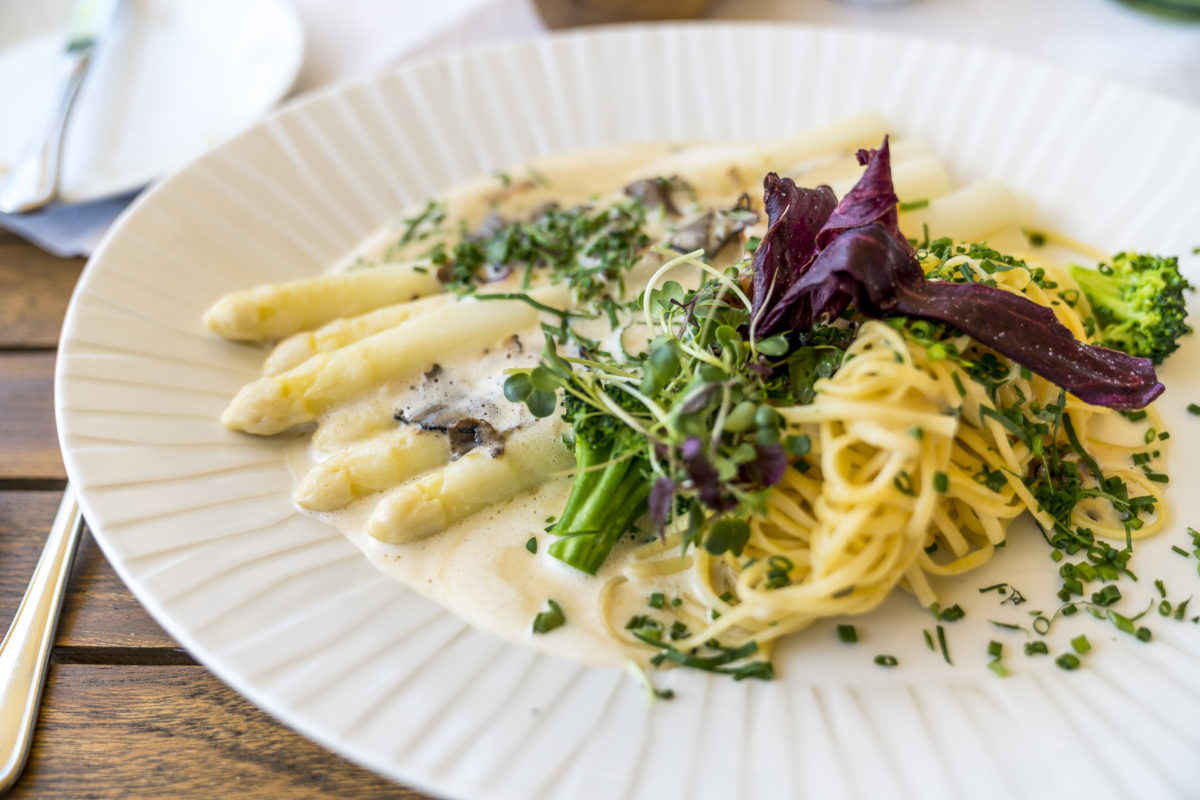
[1024,641,1049,656]
[1188,403,1200,416]
[936,624,952,665]
[836,624,858,643]
[525,536,537,554]
[939,604,965,622]
[989,620,1022,631]
[1136,626,1152,642]
[1070,635,1091,654]
[648,592,665,609]
[671,596,683,607]
[987,640,1003,658]
[532,599,566,634]
[1055,653,1081,670]
[874,654,899,667]
[923,629,934,651]
[987,661,1010,677]
[1175,598,1191,620]
[933,471,948,493]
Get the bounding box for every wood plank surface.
[59,530,179,649]
[0,490,174,649]
[0,241,84,347]
[0,352,64,480]
[7,665,426,799]
[0,490,63,633]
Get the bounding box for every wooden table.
[0,230,429,798]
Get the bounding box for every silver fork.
[0,487,84,792]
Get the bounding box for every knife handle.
[0,487,84,793]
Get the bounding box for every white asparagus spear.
[264,293,454,375]
[620,113,890,200]
[203,263,443,342]
[899,180,1035,243]
[221,283,569,435]
[367,424,572,544]
[295,426,451,511]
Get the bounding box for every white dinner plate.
[0,0,303,204]
[56,24,1200,800]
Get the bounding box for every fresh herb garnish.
[532,599,566,633]
[441,201,650,302]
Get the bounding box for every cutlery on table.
[0,488,84,792]
[0,0,120,215]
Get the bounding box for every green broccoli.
[1069,252,1192,365]
[546,390,651,575]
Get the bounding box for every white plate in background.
[0,0,303,203]
[56,24,1200,800]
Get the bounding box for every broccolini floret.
[1069,252,1192,365]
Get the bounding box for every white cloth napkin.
[2,0,1196,257]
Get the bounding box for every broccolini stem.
[553,439,605,533]
[548,446,650,574]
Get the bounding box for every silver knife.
[0,0,121,214]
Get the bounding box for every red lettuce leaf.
[752,138,913,336]
[815,140,907,251]
[794,223,1164,410]
[750,175,836,335]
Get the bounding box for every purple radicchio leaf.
[750,174,837,336]
[815,138,908,251]
[793,222,1164,410]
[649,476,676,540]
[751,137,907,336]
[681,436,736,512]
[738,443,787,489]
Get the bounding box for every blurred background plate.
[56,23,1200,800]
[0,0,303,204]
